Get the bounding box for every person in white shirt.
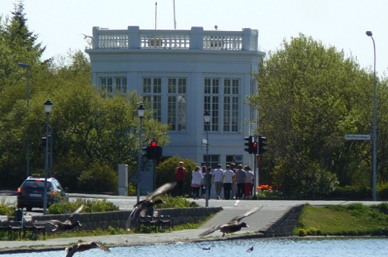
[191,166,203,199]
[222,165,235,200]
[212,164,224,200]
[245,166,254,198]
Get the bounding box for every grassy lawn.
[296,203,388,236]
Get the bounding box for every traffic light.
[144,140,163,159]
[244,136,253,153]
[252,140,258,154]
[258,136,267,155]
[244,136,258,154]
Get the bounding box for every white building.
[86,26,265,167]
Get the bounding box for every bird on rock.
[199,206,263,237]
[126,182,176,230]
[65,241,110,257]
[48,205,84,232]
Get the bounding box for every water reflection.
[5,238,388,257]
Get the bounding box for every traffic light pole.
[252,134,259,199]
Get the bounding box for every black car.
[17,176,68,211]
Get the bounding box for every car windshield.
[23,180,53,189]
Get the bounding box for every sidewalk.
[2,199,375,253]
[0,203,288,254]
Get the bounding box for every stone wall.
[262,204,304,237]
[32,207,222,230]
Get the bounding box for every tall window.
[204,78,240,132]
[143,78,162,121]
[99,76,127,96]
[204,78,219,132]
[168,78,187,131]
[223,79,239,132]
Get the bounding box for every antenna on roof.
[173,0,176,29]
[155,2,157,30]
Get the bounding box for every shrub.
[330,185,372,200]
[48,198,119,214]
[0,199,14,216]
[77,163,118,193]
[156,157,198,196]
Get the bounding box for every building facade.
[86,26,265,167]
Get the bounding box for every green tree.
[251,34,375,197]
[0,0,48,90]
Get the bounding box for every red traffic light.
[150,141,158,147]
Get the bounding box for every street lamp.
[137,104,146,203]
[203,111,211,207]
[366,31,378,201]
[18,63,31,178]
[43,99,53,215]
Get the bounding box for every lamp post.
[203,111,211,207]
[43,99,53,215]
[366,31,378,201]
[18,63,31,178]
[137,104,146,203]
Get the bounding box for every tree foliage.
[251,34,385,197]
[0,2,169,192]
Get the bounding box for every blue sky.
[1,0,387,75]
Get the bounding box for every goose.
[48,205,83,231]
[65,241,110,257]
[199,206,262,237]
[126,182,176,230]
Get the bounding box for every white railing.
[203,31,243,50]
[140,30,191,49]
[95,29,128,49]
[91,27,258,51]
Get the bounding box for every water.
[4,238,388,257]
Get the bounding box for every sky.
[1,0,387,75]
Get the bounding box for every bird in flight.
[48,205,84,232]
[199,206,262,237]
[65,241,110,257]
[126,182,176,230]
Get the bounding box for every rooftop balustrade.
[89,26,258,52]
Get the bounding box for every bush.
[48,198,119,214]
[330,185,372,200]
[77,163,118,193]
[156,157,198,196]
[377,183,388,200]
[0,199,14,217]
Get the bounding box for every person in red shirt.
[175,161,188,197]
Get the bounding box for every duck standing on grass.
[199,206,263,237]
[126,182,176,230]
[48,205,84,232]
[65,241,110,257]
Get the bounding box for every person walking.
[191,166,203,199]
[212,164,224,199]
[230,163,238,199]
[245,166,254,198]
[222,164,235,200]
[203,166,213,199]
[235,164,246,199]
[175,161,188,197]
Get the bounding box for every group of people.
[175,161,254,200]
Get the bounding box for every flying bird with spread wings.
[65,241,110,257]
[48,205,84,232]
[126,182,176,230]
[199,206,263,237]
